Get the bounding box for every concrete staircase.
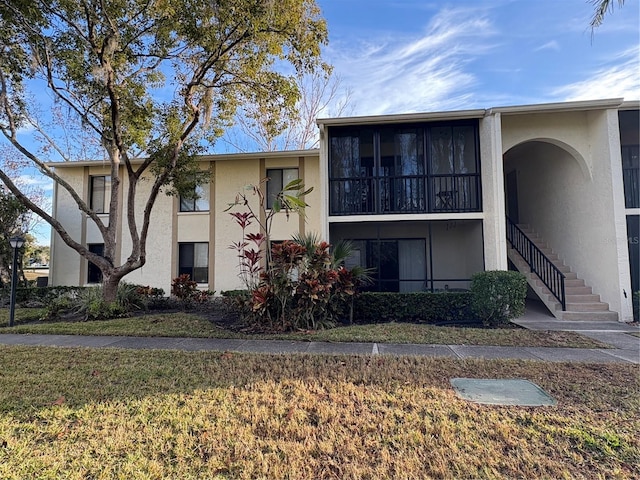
[507,224,618,322]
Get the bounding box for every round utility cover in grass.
[450,378,557,406]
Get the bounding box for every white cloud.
[534,40,560,52]
[326,7,496,116]
[551,46,640,101]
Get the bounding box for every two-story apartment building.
[49,98,638,322]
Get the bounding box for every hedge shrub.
[352,291,474,324]
[471,270,527,327]
[0,286,86,307]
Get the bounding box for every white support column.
[479,113,508,271]
[318,123,330,242]
[601,109,634,321]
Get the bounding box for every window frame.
[89,175,110,214]
[266,168,299,210]
[87,243,104,284]
[178,242,209,284]
[179,183,210,212]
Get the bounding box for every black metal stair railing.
[506,217,566,311]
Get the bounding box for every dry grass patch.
[0,346,638,479]
[4,312,608,348]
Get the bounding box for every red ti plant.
[228,212,266,290]
[226,177,312,290]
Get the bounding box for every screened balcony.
[328,122,481,216]
[622,145,639,209]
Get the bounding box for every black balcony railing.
[430,175,481,212]
[506,217,566,311]
[623,166,639,208]
[329,174,481,215]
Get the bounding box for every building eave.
[46,149,320,168]
[486,98,625,116]
[317,109,487,127]
[619,100,640,111]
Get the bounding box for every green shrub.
[471,270,527,327]
[36,283,165,321]
[633,291,639,322]
[0,286,85,307]
[116,282,148,312]
[352,292,474,324]
[74,287,127,321]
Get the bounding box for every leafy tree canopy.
[0,0,328,300]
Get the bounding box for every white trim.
[488,98,624,116]
[318,109,486,127]
[328,213,484,223]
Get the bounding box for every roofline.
[318,98,630,127]
[46,148,319,168]
[486,98,625,115]
[620,100,640,111]
[317,109,486,127]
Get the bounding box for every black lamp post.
[8,235,25,327]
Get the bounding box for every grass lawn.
[0,310,609,348]
[0,346,637,479]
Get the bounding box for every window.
[87,243,104,284]
[347,239,426,292]
[90,176,110,214]
[619,110,639,209]
[328,121,480,215]
[179,184,210,212]
[266,168,298,209]
[178,242,209,283]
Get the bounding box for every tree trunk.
[102,273,121,303]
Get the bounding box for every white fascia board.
[328,213,484,223]
[46,149,320,168]
[620,100,640,110]
[487,98,625,116]
[317,109,487,127]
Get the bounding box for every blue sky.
[316,0,639,115]
[10,0,640,245]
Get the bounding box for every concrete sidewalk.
[1,300,638,364]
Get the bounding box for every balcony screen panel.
[429,127,454,174]
[330,129,374,215]
[452,126,477,174]
[330,129,373,178]
[329,122,480,215]
[622,145,639,208]
[398,239,426,292]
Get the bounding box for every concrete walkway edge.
[0,332,638,364]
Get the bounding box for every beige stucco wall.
[119,171,175,294]
[502,109,633,320]
[330,219,484,290]
[212,153,321,292]
[50,168,85,286]
[50,152,321,294]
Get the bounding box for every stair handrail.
[506,217,566,311]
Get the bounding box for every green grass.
[0,346,637,479]
[0,307,46,325]
[0,311,609,348]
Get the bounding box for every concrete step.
[565,286,593,295]
[566,294,601,303]
[565,302,610,312]
[560,310,619,321]
[564,278,586,287]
